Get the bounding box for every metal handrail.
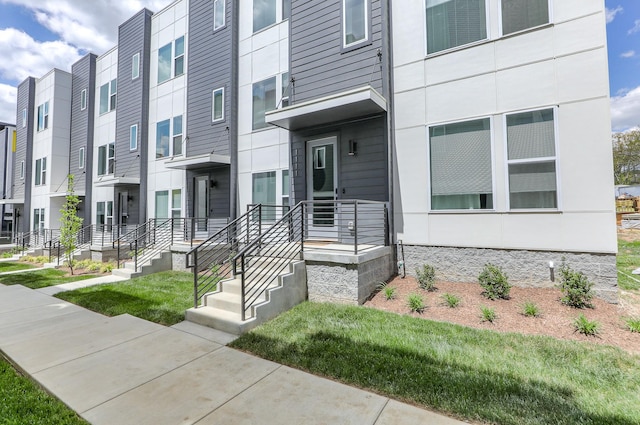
[113,219,155,269]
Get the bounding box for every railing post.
[134,238,138,272]
[193,249,199,308]
[384,204,389,246]
[240,254,246,321]
[190,218,195,248]
[354,200,358,255]
[57,242,60,266]
[300,203,305,253]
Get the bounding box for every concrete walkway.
[0,284,468,425]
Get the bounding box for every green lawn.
[231,302,640,425]
[617,240,640,290]
[55,271,194,326]
[0,357,88,425]
[0,261,37,273]
[0,269,98,289]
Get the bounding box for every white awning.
[94,176,141,187]
[164,153,231,170]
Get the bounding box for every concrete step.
[185,306,258,335]
[111,268,141,279]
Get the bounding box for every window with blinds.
[426,0,487,54]
[429,118,493,210]
[506,108,557,209]
[501,0,549,36]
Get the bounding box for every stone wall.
[400,245,618,303]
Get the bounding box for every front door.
[194,176,209,233]
[306,137,338,238]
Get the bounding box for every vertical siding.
[187,0,233,157]
[14,78,35,232]
[116,9,153,223]
[290,0,384,103]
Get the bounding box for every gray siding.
[291,116,388,203]
[70,54,97,224]
[290,0,384,103]
[186,167,231,219]
[187,0,234,157]
[14,78,35,232]
[115,9,153,223]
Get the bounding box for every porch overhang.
[265,86,387,131]
[49,191,86,198]
[164,153,231,170]
[94,176,140,187]
[0,198,23,205]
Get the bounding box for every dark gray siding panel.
[187,0,233,157]
[14,78,35,232]
[291,116,388,204]
[290,0,384,103]
[70,54,97,224]
[116,9,153,223]
[186,167,231,218]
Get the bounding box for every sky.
[0,0,638,132]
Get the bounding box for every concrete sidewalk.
[0,283,468,425]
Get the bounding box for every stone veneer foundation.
[400,245,618,303]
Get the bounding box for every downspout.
[229,0,240,220]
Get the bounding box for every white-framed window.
[22,108,27,128]
[253,0,277,32]
[173,116,183,156]
[96,201,113,226]
[171,189,182,218]
[281,72,290,108]
[155,189,182,219]
[80,89,87,111]
[425,0,488,55]
[130,124,138,151]
[343,0,368,47]
[158,42,172,83]
[501,0,549,36]
[79,147,85,169]
[132,52,140,79]
[174,36,185,77]
[429,117,493,210]
[37,101,49,131]
[282,169,290,207]
[214,0,225,30]
[19,160,24,179]
[505,108,558,210]
[212,88,224,122]
[98,143,115,175]
[252,76,277,130]
[252,171,276,220]
[33,208,45,232]
[99,79,117,114]
[34,157,47,186]
[155,191,169,218]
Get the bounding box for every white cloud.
[606,6,623,24]
[611,86,640,132]
[630,19,640,35]
[621,50,636,58]
[0,84,17,124]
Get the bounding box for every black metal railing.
[233,202,304,320]
[186,205,265,307]
[15,229,58,253]
[113,220,155,271]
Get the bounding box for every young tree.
[59,174,83,275]
[612,129,640,185]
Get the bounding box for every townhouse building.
[0,121,16,238]
[6,0,617,304]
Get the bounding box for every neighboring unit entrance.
[194,176,209,234]
[306,137,337,238]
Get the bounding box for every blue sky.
[0,1,638,131]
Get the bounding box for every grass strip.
[55,271,194,326]
[0,269,98,289]
[0,357,88,425]
[0,261,37,273]
[617,240,640,290]
[231,302,640,425]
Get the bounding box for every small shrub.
[407,293,426,313]
[383,286,397,301]
[416,264,436,291]
[480,306,497,323]
[522,301,540,317]
[626,318,640,333]
[573,314,600,336]
[99,262,114,273]
[36,256,49,264]
[478,263,511,300]
[442,293,461,308]
[559,263,594,308]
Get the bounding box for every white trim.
[130,124,138,151]
[132,52,140,80]
[19,160,24,179]
[212,87,225,122]
[79,147,85,169]
[342,0,369,48]
[213,0,226,30]
[21,108,26,127]
[80,89,87,111]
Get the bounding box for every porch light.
[348,139,357,156]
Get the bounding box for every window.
[506,108,557,209]
[96,201,113,226]
[283,0,290,20]
[174,36,185,77]
[212,88,224,122]
[429,118,493,210]
[22,108,26,128]
[132,53,140,79]
[80,89,87,111]
[33,208,45,232]
[98,143,115,175]
[252,171,276,220]
[158,42,172,83]
[155,191,169,219]
[156,119,170,158]
[501,0,549,35]
[281,73,290,108]
[252,76,276,130]
[171,189,182,219]
[253,0,276,32]
[34,157,47,186]
[20,161,24,179]
[37,101,49,131]
[79,147,85,169]
[343,0,368,47]
[426,0,487,54]
[99,80,116,114]
[130,124,138,151]
[173,116,183,156]
[214,0,225,30]
[282,170,290,207]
